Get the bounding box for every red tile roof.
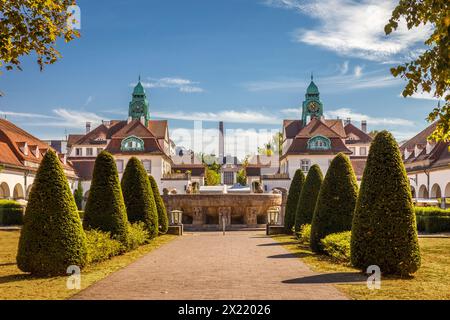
[0,119,74,172]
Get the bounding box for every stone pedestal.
[266,224,285,235]
[245,207,258,225]
[192,207,204,225]
[167,225,183,235]
[218,207,231,227]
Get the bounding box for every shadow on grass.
[0,262,16,267]
[0,273,32,284]
[283,272,366,284]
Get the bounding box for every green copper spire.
[129,76,150,125]
[301,75,323,126]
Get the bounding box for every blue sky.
[0,0,438,157]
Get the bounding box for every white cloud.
[338,61,349,75]
[0,110,56,119]
[134,77,204,93]
[265,0,431,62]
[325,107,414,126]
[84,96,93,107]
[243,70,401,92]
[354,65,363,78]
[400,91,448,101]
[153,110,280,124]
[280,108,300,116]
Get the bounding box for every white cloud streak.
[133,77,204,93]
[265,0,431,62]
[153,110,280,124]
[325,107,414,126]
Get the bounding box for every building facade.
[400,122,450,208]
[0,119,77,202]
[246,78,373,192]
[67,79,205,201]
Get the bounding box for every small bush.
[85,229,122,264]
[297,224,311,244]
[149,175,169,234]
[415,207,450,216]
[127,222,150,251]
[0,200,24,225]
[321,231,351,262]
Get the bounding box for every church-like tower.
[301,75,324,126]
[128,76,150,125]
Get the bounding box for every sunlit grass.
[0,230,177,300]
[272,234,450,300]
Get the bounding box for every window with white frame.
[97,147,103,155]
[86,148,93,156]
[116,160,124,173]
[75,148,82,156]
[142,160,151,173]
[360,147,367,156]
[349,147,356,154]
[300,159,310,173]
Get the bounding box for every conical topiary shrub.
[284,169,305,234]
[17,150,87,275]
[149,175,169,234]
[74,182,83,210]
[351,131,420,275]
[294,164,323,233]
[310,153,358,253]
[121,157,158,239]
[83,151,129,246]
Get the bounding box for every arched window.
[121,136,145,152]
[307,135,331,150]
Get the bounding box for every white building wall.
[286,154,334,179]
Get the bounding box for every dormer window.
[307,135,331,150]
[121,136,144,152]
[17,142,28,155]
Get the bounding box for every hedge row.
[0,200,24,225]
[17,151,169,276]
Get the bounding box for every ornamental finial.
[138,74,141,82]
[311,72,313,81]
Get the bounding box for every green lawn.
[272,234,450,300]
[0,230,176,300]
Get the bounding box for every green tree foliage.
[0,0,80,73]
[205,167,221,186]
[83,151,129,246]
[385,0,450,141]
[74,182,83,210]
[284,169,305,234]
[121,157,158,239]
[148,175,169,234]
[294,164,323,233]
[16,150,87,275]
[310,153,358,253]
[351,131,421,275]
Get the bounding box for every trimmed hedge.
[149,175,169,234]
[16,150,87,276]
[294,164,323,233]
[321,231,351,262]
[127,222,150,250]
[85,229,122,264]
[415,207,450,233]
[0,200,23,225]
[310,153,358,253]
[121,157,158,239]
[297,224,311,244]
[351,130,421,276]
[83,151,129,246]
[74,182,83,210]
[284,169,305,234]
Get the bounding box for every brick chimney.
[361,120,367,133]
[86,121,91,134]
